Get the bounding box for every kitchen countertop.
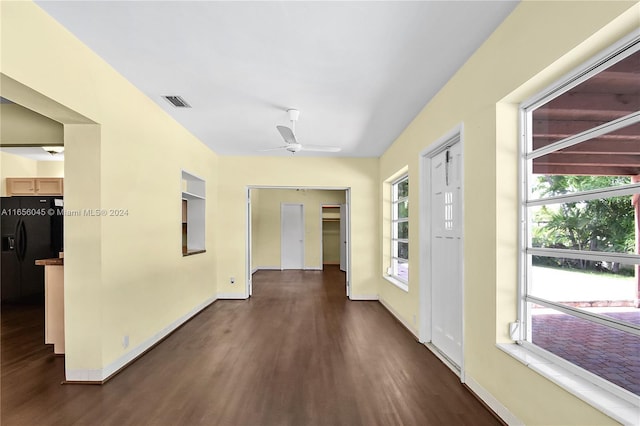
[35,258,64,266]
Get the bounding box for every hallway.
[1,267,500,425]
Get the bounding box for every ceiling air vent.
[162,95,191,108]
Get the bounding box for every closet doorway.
[321,204,347,271]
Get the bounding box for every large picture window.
[391,175,409,283]
[520,38,639,398]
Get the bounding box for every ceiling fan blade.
[276,125,297,145]
[301,145,342,152]
[258,146,288,152]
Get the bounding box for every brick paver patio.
[532,311,640,396]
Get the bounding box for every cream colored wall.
[322,220,340,264]
[1,2,218,378]
[0,102,63,145]
[251,189,345,269]
[218,157,378,298]
[0,151,37,195]
[37,160,64,178]
[378,1,639,425]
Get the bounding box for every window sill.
[497,343,639,425]
[182,249,206,257]
[383,275,408,292]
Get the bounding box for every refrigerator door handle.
[14,219,22,261]
[15,219,26,262]
[19,219,27,261]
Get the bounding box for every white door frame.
[246,186,351,298]
[419,123,465,381]
[339,204,347,273]
[281,203,305,270]
[247,188,252,296]
[343,193,351,297]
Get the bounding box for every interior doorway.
[247,187,350,297]
[321,205,341,267]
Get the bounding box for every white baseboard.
[216,292,248,299]
[254,266,325,272]
[254,266,281,271]
[66,295,217,382]
[349,294,379,301]
[65,367,103,382]
[378,298,419,339]
[424,342,461,378]
[376,298,519,425]
[465,376,523,426]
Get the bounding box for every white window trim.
[383,274,409,292]
[514,30,640,423]
[498,343,639,425]
[390,174,409,284]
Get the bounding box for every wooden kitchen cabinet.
[5,178,36,195]
[6,177,63,196]
[36,178,64,195]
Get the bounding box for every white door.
[339,204,347,272]
[430,142,463,369]
[281,204,304,270]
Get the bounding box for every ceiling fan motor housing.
[287,109,300,122]
[286,143,302,153]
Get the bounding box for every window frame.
[390,174,409,284]
[518,34,640,403]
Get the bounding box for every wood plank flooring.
[1,266,501,425]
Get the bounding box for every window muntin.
[521,40,640,397]
[391,175,409,282]
[530,194,636,254]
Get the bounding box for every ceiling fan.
[263,109,341,154]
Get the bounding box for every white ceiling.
[1,147,64,162]
[35,1,518,157]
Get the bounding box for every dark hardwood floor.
[1,266,501,425]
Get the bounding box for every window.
[520,38,639,398]
[391,175,409,283]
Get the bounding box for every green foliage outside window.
[531,175,636,274]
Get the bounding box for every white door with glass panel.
[281,203,304,270]
[430,142,463,369]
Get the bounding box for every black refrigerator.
[1,196,63,303]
